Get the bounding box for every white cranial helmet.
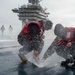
[54,24,67,39]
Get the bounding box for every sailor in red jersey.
[18,20,53,62]
[42,24,75,67]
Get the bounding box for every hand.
[41,58,46,63]
[33,50,39,57]
[66,42,72,47]
[42,35,45,39]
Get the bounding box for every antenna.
[28,0,40,5]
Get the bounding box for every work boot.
[71,56,75,69]
[71,62,75,69]
[61,59,74,67]
[18,54,27,62]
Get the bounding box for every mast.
[28,0,39,5]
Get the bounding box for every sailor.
[42,24,75,67]
[0,25,5,35]
[18,20,53,62]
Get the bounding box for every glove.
[66,42,72,47]
[41,58,46,63]
[33,50,39,57]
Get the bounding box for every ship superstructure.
[12,0,49,27]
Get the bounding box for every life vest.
[65,27,75,42]
[56,27,75,46]
[19,21,43,39]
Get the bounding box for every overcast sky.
[0,0,75,28]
